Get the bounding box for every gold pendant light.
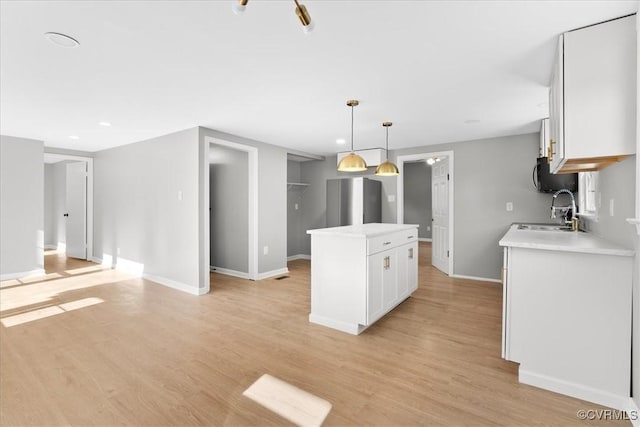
[337,100,367,172]
[232,0,315,33]
[375,122,399,176]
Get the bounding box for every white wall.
[0,135,44,278]
[44,164,54,248]
[93,127,202,294]
[43,161,70,249]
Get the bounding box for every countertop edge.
[499,225,635,257]
[307,223,419,238]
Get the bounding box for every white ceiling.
[1,1,636,156]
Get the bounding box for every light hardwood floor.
[0,244,627,426]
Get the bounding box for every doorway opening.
[43,153,94,262]
[204,137,258,282]
[396,151,454,276]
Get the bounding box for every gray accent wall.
[404,161,432,239]
[93,127,201,290]
[287,160,306,257]
[210,145,249,273]
[0,135,44,277]
[300,133,553,281]
[579,155,636,404]
[582,156,636,248]
[199,127,287,276]
[298,159,391,255]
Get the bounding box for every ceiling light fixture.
[231,0,248,15]
[44,32,80,48]
[69,135,79,140]
[426,157,440,165]
[294,0,315,33]
[99,121,111,127]
[375,122,399,176]
[231,0,314,33]
[336,138,346,145]
[337,100,367,172]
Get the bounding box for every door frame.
[43,152,93,261]
[204,136,259,281]
[396,150,454,275]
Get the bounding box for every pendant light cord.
[351,105,355,152]
[385,126,389,160]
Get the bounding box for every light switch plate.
[506,202,513,212]
[388,195,395,203]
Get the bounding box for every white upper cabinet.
[539,118,550,159]
[548,15,636,174]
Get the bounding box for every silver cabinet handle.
[407,236,414,239]
[409,248,414,259]
[383,241,391,246]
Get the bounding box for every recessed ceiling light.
[464,119,480,124]
[336,138,346,144]
[99,121,111,127]
[44,32,80,48]
[69,135,79,140]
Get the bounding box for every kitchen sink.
[517,223,574,232]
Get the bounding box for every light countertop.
[307,223,418,238]
[499,224,634,257]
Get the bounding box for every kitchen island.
[499,224,634,410]
[307,223,419,335]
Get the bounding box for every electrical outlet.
[388,195,395,203]
[263,246,269,255]
[295,203,299,210]
[427,226,431,232]
[506,202,513,212]
[177,190,183,201]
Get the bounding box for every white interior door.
[65,162,87,259]
[431,158,449,274]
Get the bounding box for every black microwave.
[534,157,578,193]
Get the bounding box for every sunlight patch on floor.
[243,374,331,427]
[0,270,134,312]
[64,265,106,275]
[1,297,104,327]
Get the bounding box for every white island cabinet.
[307,223,418,335]
[499,225,634,411]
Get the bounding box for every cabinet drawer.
[367,229,417,255]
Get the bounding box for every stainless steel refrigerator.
[326,177,382,227]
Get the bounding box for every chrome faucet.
[551,189,579,230]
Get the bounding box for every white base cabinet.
[501,244,633,410]
[307,224,418,335]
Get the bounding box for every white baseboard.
[210,266,250,280]
[0,268,46,281]
[450,274,501,284]
[257,268,290,280]
[44,244,57,250]
[287,254,311,261]
[88,256,103,264]
[629,398,640,426]
[308,313,366,335]
[519,368,631,412]
[142,273,207,296]
[418,238,432,242]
